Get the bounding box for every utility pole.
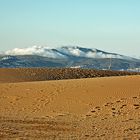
[108,57,112,70]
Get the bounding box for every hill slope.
[0,46,140,71]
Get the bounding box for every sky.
[0,0,140,58]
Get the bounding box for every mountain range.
[0,46,140,71]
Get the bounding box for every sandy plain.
[0,69,140,139]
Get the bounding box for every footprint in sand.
[104,102,113,107]
[133,104,140,109]
[116,100,121,103]
[91,110,96,113]
[132,96,138,99]
[120,104,127,109]
[95,106,101,111]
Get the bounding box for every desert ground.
[0,68,140,139]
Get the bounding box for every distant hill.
[0,46,140,71]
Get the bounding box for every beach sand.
[0,74,140,139]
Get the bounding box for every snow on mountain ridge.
[4,46,133,60]
[5,46,66,59]
[58,46,133,60]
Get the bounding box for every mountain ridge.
[2,46,136,60]
[0,46,140,71]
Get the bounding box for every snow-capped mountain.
[4,46,133,60]
[0,46,140,71]
[5,46,66,59]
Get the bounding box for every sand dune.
[0,74,140,139]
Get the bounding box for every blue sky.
[0,0,140,57]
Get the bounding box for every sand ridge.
[0,75,140,139]
[0,68,139,83]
